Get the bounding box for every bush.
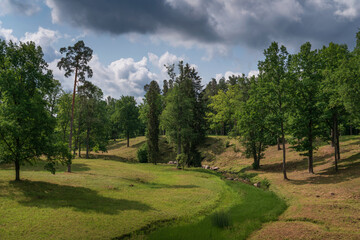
[137,144,148,163]
[224,140,230,148]
[260,177,271,189]
[211,210,232,228]
[176,153,187,168]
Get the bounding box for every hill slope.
[201,135,360,239]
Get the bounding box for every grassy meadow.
[0,137,285,240]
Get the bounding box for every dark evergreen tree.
[145,81,162,164]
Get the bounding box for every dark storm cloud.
[47,0,221,43]
[46,0,360,50]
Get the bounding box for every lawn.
[0,137,286,240]
[0,159,227,239]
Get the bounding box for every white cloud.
[148,51,183,80]
[50,55,158,101]
[20,26,61,61]
[0,21,18,42]
[247,70,259,78]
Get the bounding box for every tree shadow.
[106,141,126,150]
[122,177,199,189]
[289,152,360,185]
[85,154,137,163]
[0,162,91,172]
[259,149,351,173]
[7,180,152,214]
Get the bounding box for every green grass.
[147,181,286,240]
[0,136,287,239]
[0,159,227,239]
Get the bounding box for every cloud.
[50,55,158,101]
[148,51,183,80]
[0,0,40,16]
[247,70,259,78]
[45,0,360,53]
[0,21,18,42]
[21,27,61,61]
[215,71,243,81]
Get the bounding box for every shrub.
[176,153,187,168]
[211,210,232,228]
[261,177,271,189]
[224,140,230,148]
[137,144,148,163]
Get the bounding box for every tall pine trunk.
[126,131,130,147]
[86,128,90,159]
[308,119,314,174]
[177,132,181,169]
[333,114,338,172]
[281,120,288,180]
[68,67,78,173]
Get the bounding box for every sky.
[0,0,360,101]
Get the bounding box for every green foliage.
[161,61,206,167]
[0,40,69,180]
[211,211,232,228]
[137,143,148,163]
[237,77,272,169]
[176,153,187,168]
[260,178,271,189]
[145,80,162,164]
[113,95,140,146]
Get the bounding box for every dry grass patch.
[202,135,360,240]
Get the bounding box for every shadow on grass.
[0,162,91,172]
[106,141,126,150]
[123,177,199,189]
[289,152,360,185]
[8,180,152,215]
[85,154,137,163]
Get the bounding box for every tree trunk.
[350,125,353,135]
[336,119,340,167]
[281,121,288,180]
[277,137,281,150]
[78,143,81,158]
[15,158,20,181]
[68,67,78,173]
[331,128,335,147]
[308,119,314,174]
[86,128,90,159]
[177,133,181,169]
[333,114,338,172]
[127,131,130,147]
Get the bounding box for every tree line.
[205,32,360,179]
[2,30,360,181]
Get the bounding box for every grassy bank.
[201,135,360,239]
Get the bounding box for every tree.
[161,61,206,168]
[258,42,292,180]
[113,96,140,147]
[319,42,349,172]
[237,76,272,169]
[77,81,106,158]
[145,80,162,164]
[57,40,93,172]
[56,91,72,142]
[0,40,69,181]
[289,42,323,174]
